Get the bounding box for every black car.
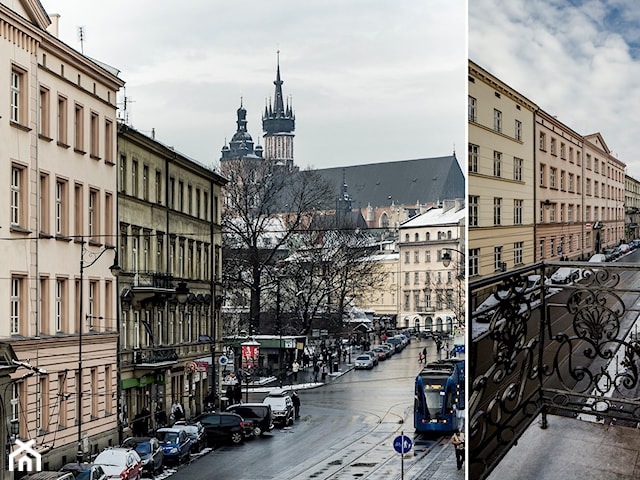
[193,412,245,446]
[226,403,274,437]
[172,421,206,452]
[121,436,164,474]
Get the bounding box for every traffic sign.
[393,435,413,454]
[218,355,229,366]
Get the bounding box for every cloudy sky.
[39,0,466,171]
[470,0,640,177]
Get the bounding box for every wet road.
[168,339,441,480]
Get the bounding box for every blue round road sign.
[393,435,413,454]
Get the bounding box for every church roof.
[315,155,465,209]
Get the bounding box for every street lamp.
[77,241,120,463]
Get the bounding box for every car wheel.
[253,426,262,437]
[288,415,294,426]
[231,431,243,444]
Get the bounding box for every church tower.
[262,51,296,171]
[221,98,263,162]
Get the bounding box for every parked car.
[550,267,580,285]
[363,351,379,366]
[354,354,374,370]
[262,389,295,427]
[378,344,394,357]
[193,412,245,446]
[156,427,192,464]
[226,403,274,437]
[93,448,142,480]
[22,473,75,480]
[589,253,607,263]
[59,463,107,480]
[172,421,206,452]
[121,437,164,474]
[372,346,389,360]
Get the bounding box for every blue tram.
[414,359,465,433]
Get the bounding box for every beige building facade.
[625,175,640,241]
[117,125,227,435]
[2,0,125,469]
[468,60,537,285]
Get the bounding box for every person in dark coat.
[233,383,243,404]
[313,362,320,382]
[292,391,301,419]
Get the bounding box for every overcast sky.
[39,0,466,171]
[470,0,640,177]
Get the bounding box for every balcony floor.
[487,414,640,480]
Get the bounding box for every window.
[560,142,566,159]
[119,155,127,192]
[74,184,83,237]
[57,95,68,145]
[74,103,84,152]
[469,248,479,277]
[178,181,184,212]
[586,154,592,170]
[550,167,557,188]
[55,179,67,236]
[468,96,477,122]
[90,112,99,157]
[56,279,65,332]
[550,137,556,156]
[105,192,113,245]
[425,250,431,262]
[156,170,162,204]
[105,119,113,163]
[468,144,478,173]
[143,165,149,201]
[560,170,566,191]
[169,177,176,208]
[493,109,502,132]
[539,164,546,186]
[469,195,478,227]
[40,174,50,235]
[494,246,503,272]
[539,131,546,150]
[568,173,574,192]
[549,203,556,222]
[494,197,502,225]
[515,120,522,141]
[132,160,139,197]
[404,252,410,264]
[514,199,523,225]
[88,189,99,242]
[11,277,23,335]
[196,188,201,218]
[414,251,419,263]
[187,185,193,215]
[11,165,25,228]
[157,235,164,271]
[11,67,26,124]
[493,151,502,177]
[513,157,523,181]
[586,179,591,195]
[39,87,51,137]
[204,192,209,220]
[568,204,574,223]
[514,242,523,265]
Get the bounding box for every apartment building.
[117,124,227,433]
[625,175,640,242]
[2,0,125,469]
[397,200,465,333]
[468,60,537,281]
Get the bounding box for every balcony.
[132,346,178,367]
[470,259,640,479]
[130,271,175,289]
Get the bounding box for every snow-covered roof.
[400,203,465,228]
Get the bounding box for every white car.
[550,267,580,284]
[354,355,374,370]
[589,253,607,263]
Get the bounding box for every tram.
[414,358,465,433]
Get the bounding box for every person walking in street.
[451,428,465,470]
[292,360,300,382]
[170,399,184,424]
[313,362,320,382]
[418,352,424,364]
[292,391,301,419]
[422,346,427,362]
[321,362,328,382]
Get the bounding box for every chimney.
[454,198,464,211]
[48,14,60,37]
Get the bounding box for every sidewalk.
[247,363,355,393]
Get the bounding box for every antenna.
[77,26,85,54]
[116,87,135,125]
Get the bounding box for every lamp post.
[77,241,121,463]
[441,248,465,331]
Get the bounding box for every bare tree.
[221,158,331,334]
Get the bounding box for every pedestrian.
[303,353,310,369]
[226,385,234,405]
[451,428,465,470]
[313,362,320,382]
[155,403,167,429]
[292,360,300,382]
[422,346,427,361]
[170,399,184,424]
[233,382,243,404]
[321,362,328,382]
[418,352,423,364]
[292,391,301,419]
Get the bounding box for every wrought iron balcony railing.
[470,260,640,479]
[129,271,175,289]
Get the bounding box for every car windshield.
[356,356,370,361]
[157,431,178,443]
[95,451,126,466]
[135,443,151,454]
